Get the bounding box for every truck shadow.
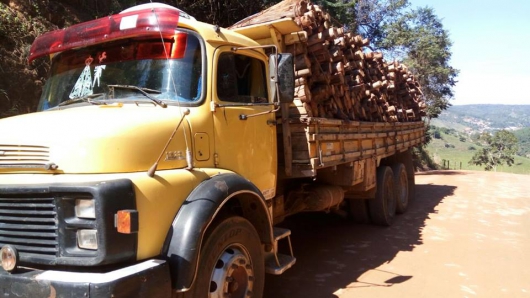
[264,182,456,298]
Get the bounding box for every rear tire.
[392,163,409,214]
[180,216,264,298]
[369,166,396,226]
[401,149,416,203]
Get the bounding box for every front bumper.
[0,259,171,297]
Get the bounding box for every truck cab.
[0,3,287,297]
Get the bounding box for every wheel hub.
[210,247,254,298]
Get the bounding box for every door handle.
[267,119,277,126]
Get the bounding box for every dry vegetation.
[0,0,137,118]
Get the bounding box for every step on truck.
[0,3,424,297]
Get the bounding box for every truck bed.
[279,117,425,178]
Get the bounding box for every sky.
[411,0,530,105]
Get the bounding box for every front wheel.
[182,216,264,298]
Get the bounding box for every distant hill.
[424,126,530,175]
[428,104,530,163]
[431,104,530,132]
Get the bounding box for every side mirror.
[270,53,294,104]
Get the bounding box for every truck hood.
[0,105,190,174]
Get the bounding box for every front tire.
[182,216,264,298]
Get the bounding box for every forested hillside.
[433,104,530,131]
[425,104,530,174]
[425,125,530,174]
[0,0,133,117]
[514,127,530,157]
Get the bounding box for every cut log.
[295,68,311,78]
[294,54,311,70]
[286,43,308,55]
[295,84,311,102]
[295,77,309,87]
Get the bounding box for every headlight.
[75,199,95,219]
[77,229,98,250]
[1,245,18,272]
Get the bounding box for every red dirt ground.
[264,171,530,298]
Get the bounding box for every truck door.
[212,47,277,200]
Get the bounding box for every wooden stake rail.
[276,118,425,177]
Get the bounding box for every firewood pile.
[230,0,426,122]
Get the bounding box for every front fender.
[162,173,273,291]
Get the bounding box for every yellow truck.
[0,3,424,297]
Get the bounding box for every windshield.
[37,31,202,111]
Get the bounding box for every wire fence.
[441,159,462,170]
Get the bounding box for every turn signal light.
[115,210,139,234]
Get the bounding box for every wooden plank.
[284,31,308,45]
[322,154,344,163]
[291,164,316,178]
[361,139,372,151]
[344,140,360,153]
[362,149,375,156]
[376,147,386,155]
[292,150,311,160]
[344,151,362,160]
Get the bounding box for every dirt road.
[264,171,530,298]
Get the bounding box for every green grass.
[430,118,470,132]
[425,130,530,175]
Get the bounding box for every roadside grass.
[426,130,530,175]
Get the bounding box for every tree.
[380,7,458,119]
[469,130,519,172]
[316,0,357,29]
[355,0,409,47]
[172,0,276,27]
[340,0,458,119]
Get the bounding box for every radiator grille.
[0,145,50,168]
[0,197,58,256]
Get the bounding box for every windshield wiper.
[107,85,167,108]
[57,93,106,107]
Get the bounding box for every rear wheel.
[401,149,416,203]
[181,216,264,298]
[369,166,396,226]
[392,163,409,214]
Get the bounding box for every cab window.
[216,53,268,103]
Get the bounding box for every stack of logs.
[230,0,426,122]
